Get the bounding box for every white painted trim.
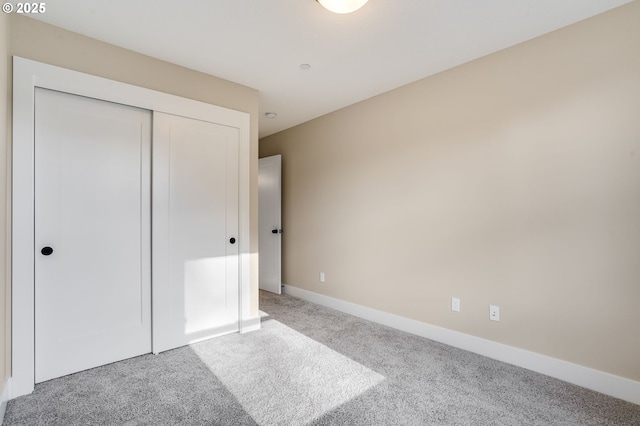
[0,378,11,423]
[283,285,640,406]
[12,56,252,399]
[240,316,261,334]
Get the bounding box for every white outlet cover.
[490,305,500,321]
[451,297,460,312]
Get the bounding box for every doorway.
[258,155,282,294]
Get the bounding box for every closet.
[13,57,252,396]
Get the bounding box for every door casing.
[11,57,257,398]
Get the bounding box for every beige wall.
[260,2,640,381]
[2,15,260,389]
[0,12,9,397]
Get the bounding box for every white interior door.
[34,88,152,383]
[153,112,240,353]
[259,155,282,294]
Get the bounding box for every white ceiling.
[30,0,632,138]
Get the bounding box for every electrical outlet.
[451,297,460,312]
[490,305,500,321]
[319,272,325,283]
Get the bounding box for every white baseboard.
[0,378,11,424]
[283,284,640,406]
[240,316,261,334]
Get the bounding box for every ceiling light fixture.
[316,0,369,14]
[265,112,278,119]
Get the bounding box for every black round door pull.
[272,229,278,234]
[229,238,236,244]
[41,246,53,256]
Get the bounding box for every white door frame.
[12,56,255,398]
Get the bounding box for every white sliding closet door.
[153,112,240,353]
[34,88,152,383]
